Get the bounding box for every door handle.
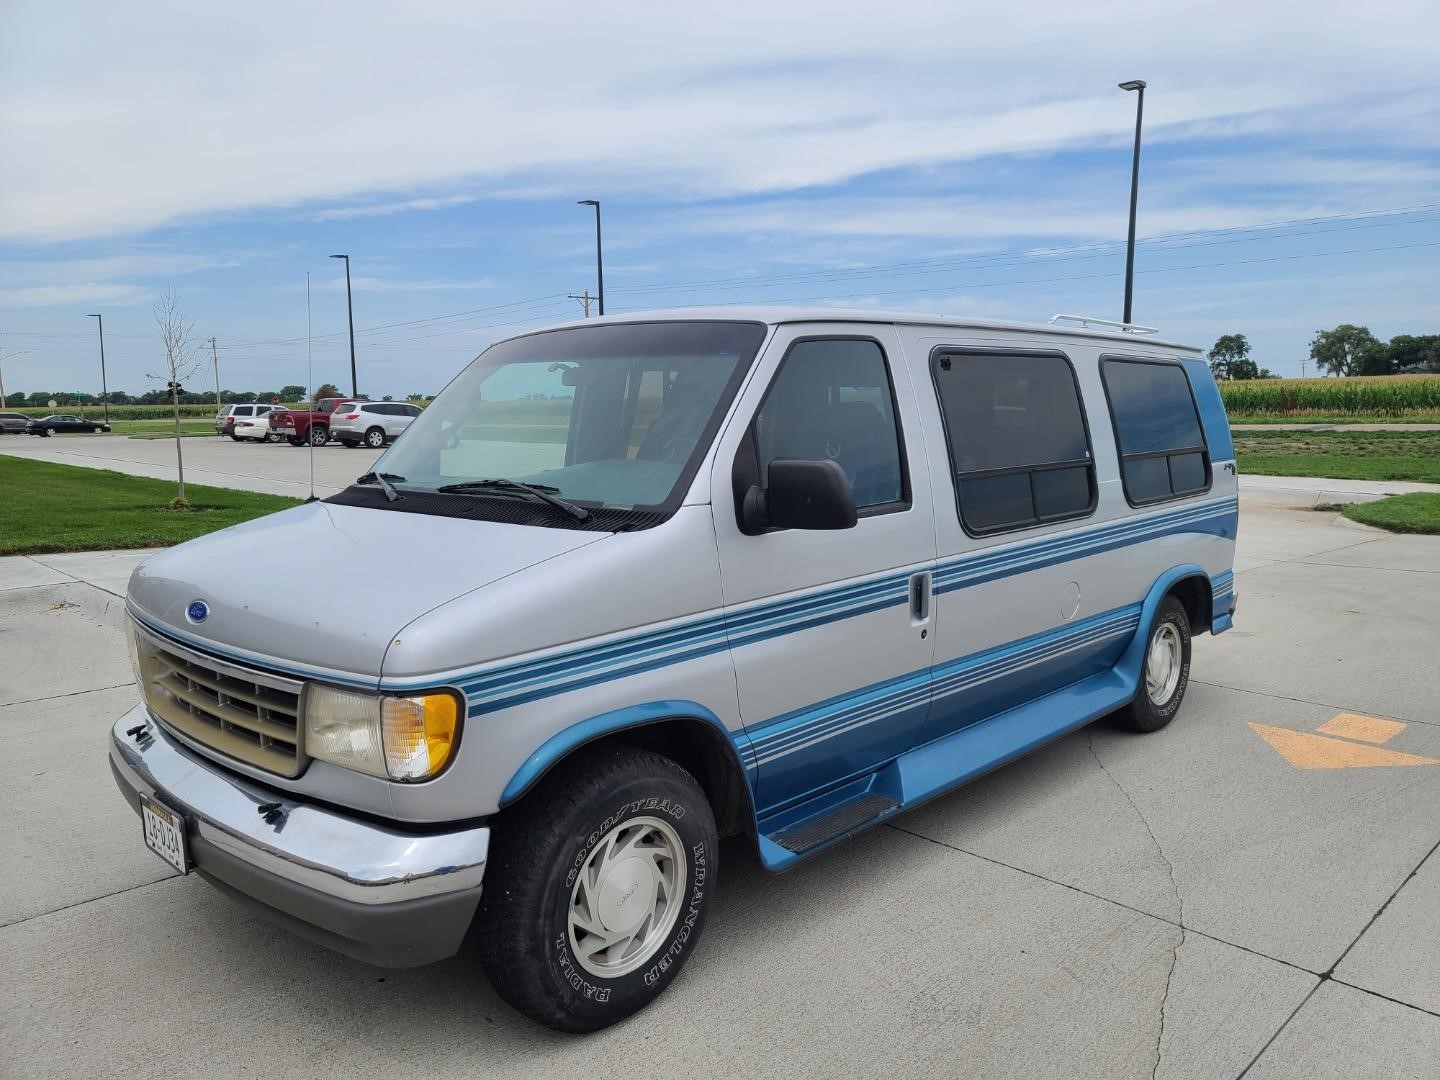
[909,571,932,626]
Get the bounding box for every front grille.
[134,623,305,777]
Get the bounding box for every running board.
[771,792,900,853]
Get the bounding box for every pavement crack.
[1087,732,1184,1080]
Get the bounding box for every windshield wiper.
[355,471,404,503]
[437,478,591,521]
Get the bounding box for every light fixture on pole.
[86,313,110,425]
[577,200,605,316]
[329,254,359,396]
[1118,79,1146,325]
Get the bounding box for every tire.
[287,436,304,447]
[1114,596,1192,733]
[308,426,328,447]
[364,426,386,449]
[43,426,55,437]
[263,431,280,444]
[476,745,719,1033]
[338,439,357,448]
[230,433,241,441]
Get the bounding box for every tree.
[313,382,341,401]
[1207,334,1250,380]
[1309,325,1380,377]
[1387,334,1440,374]
[280,384,307,402]
[151,288,204,507]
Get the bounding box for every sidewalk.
[1239,473,1440,507]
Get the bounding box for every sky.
[1,0,1437,401]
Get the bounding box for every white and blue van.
[110,308,1237,1031]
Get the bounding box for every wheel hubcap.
[1146,623,1183,705]
[568,815,685,978]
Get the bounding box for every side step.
[771,792,899,854]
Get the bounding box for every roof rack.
[1048,314,1158,335]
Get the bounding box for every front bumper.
[108,704,489,967]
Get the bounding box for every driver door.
[710,326,937,812]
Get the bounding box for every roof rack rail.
[1048,314,1158,335]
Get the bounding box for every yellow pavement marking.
[1249,723,1440,770]
[1316,712,1407,745]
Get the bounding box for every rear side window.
[1101,358,1210,505]
[234,406,253,417]
[932,351,1095,536]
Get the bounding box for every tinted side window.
[1102,359,1210,505]
[753,338,906,510]
[404,404,423,417]
[932,352,1094,535]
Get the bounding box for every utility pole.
[576,200,605,316]
[1299,360,1307,379]
[210,336,222,411]
[567,289,594,318]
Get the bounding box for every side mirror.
[741,459,857,533]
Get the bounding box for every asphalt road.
[2,502,1439,1078]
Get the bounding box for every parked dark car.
[27,414,112,436]
[0,411,31,434]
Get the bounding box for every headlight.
[304,684,460,781]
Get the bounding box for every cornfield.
[1220,375,1440,417]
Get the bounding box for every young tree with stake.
[152,288,204,507]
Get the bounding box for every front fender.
[499,700,750,807]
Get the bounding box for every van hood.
[126,501,606,678]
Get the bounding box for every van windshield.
[375,321,765,514]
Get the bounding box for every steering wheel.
[661,437,697,463]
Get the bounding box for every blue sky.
[1,1,1437,400]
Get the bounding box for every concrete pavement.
[2,500,1438,1078]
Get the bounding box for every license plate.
[141,795,189,874]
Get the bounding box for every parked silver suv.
[330,401,421,448]
[0,411,30,434]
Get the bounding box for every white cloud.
[0,282,149,307]
[0,0,1435,241]
[312,195,479,221]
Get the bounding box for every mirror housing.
[741,458,857,533]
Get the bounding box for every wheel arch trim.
[498,700,755,811]
[1116,564,1207,691]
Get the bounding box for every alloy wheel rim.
[567,815,686,979]
[1145,622,1183,705]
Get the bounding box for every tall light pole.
[577,200,605,316]
[1119,80,1146,325]
[86,313,110,425]
[329,254,358,396]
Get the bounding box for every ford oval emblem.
[186,600,209,624]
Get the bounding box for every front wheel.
[476,745,718,1032]
[1114,596,1191,733]
[43,426,55,437]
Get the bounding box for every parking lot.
[2,442,1439,1078]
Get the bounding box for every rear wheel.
[263,431,280,444]
[308,426,328,447]
[1114,596,1191,733]
[476,745,718,1032]
[286,436,303,446]
[364,426,386,449]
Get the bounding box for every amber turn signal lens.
[380,692,460,780]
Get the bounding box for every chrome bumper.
[109,705,489,903]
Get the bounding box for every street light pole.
[329,254,358,396]
[1119,80,1146,325]
[577,200,605,316]
[86,313,110,425]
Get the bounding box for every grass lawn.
[1230,413,1440,425]
[1343,494,1440,534]
[1234,430,1440,484]
[0,456,301,555]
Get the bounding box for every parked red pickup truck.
[268,397,356,446]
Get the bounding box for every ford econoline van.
[110,309,1237,1031]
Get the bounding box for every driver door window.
[752,338,908,513]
